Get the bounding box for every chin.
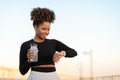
[42,37,46,40]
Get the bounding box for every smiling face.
[34,21,51,40]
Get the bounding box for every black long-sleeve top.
[19,39,77,75]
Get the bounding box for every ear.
[34,25,38,30]
[33,26,38,34]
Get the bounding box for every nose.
[45,30,49,35]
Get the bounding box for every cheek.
[35,27,41,33]
[37,29,44,35]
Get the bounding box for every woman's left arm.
[54,39,77,57]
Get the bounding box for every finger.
[28,49,30,52]
[59,53,64,57]
[55,55,60,60]
[53,53,61,63]
[53,56,58,63]
[53,55,58,62]
[54,57,60,62]
[30,52,35,56]
[27,52,35,59]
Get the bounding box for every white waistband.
[27,71,60,80]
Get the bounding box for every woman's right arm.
[19,43,31,75]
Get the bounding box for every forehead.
[40,22,51,27]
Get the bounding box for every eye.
[42,27,50,31]
[42,28,46,30]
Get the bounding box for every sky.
[0,0,120,76]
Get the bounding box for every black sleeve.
[54,39,77,57]
[19,42,31,75]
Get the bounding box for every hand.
[27,49,35,63]
[53,51,66,63]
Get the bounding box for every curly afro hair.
[31,7,55,26]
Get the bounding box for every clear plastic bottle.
[30,43,38,62]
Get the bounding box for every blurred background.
[0,0,120,80]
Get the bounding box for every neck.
[33,35,45,43]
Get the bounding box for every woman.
[19,7,77,80]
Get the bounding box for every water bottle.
[30,43,38,62]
